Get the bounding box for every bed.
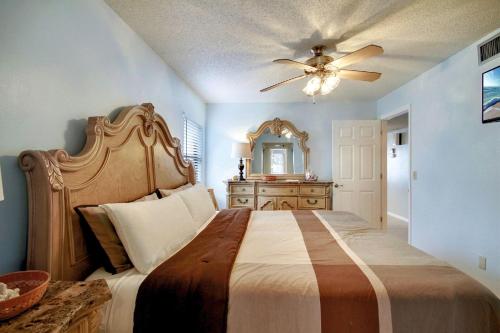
[19,103,499,333]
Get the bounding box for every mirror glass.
[251,128,305,175]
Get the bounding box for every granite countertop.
[0,279,111,333]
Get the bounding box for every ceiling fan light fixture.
[260,44,383,96]
[320,75,340,95]
[302,76,322,96]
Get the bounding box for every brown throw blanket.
[133,208,251,333]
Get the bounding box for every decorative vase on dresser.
[225,180,332,210]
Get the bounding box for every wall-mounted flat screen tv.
[482,66,500,123]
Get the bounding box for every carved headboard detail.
[19,103,195,281]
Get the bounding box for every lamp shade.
[231,143,252,159]
[0,165,4,202]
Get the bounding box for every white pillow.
[134,192,159,202]
[101,195,196,274]
[177,184,216,228]
[158,183,193,198]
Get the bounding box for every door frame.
[380,104,412,244]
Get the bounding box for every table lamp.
[231,143,252,181]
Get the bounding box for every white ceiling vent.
[478,33,500,65]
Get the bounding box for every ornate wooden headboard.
[19,103,195,281]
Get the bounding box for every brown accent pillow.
[76,206,132,274]
[76,192,160,274]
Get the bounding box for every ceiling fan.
[260,44,383,96]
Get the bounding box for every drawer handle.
[262,189,266,192]
[237,198,249,204]
[260,200,274,210]
[241,188,246,191]
[290,189,294,192]
[307,199,318,205]
[310,189,314,193]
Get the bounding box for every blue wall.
[0,0,205,274]
[377,29,500,295]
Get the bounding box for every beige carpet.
[386,215,408,243]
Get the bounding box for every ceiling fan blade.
[260,74,308,92]
[273,59,317,72]
[329,45,383,69]
[337,70,381,82]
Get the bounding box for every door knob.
[334,183,343,188]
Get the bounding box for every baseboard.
[387,212,409,223]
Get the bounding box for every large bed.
[19,104,499,333]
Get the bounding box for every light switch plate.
[479,256,487,270]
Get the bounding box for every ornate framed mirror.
[246,118,309,180]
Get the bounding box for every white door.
[332,120,381,226]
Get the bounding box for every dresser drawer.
[230,184,254,195]
[298,197,326,209]
[277,197,298,210]
[299,185,326,196]
[258,185,298,196]
[257,197,276,210]
[230,196,254,208]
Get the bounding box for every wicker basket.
[0,270,50,321]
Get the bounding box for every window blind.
[183,116,203,182]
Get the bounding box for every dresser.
[225,180,332,210]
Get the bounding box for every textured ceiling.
[105,0,500,103]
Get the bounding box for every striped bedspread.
[97,209,499,333]
[227,210,499,333]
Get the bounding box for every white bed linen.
[87,267,146,333]
[86,212,218,333]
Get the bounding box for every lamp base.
[238,158,245,181]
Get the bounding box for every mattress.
[88,210,499,333]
